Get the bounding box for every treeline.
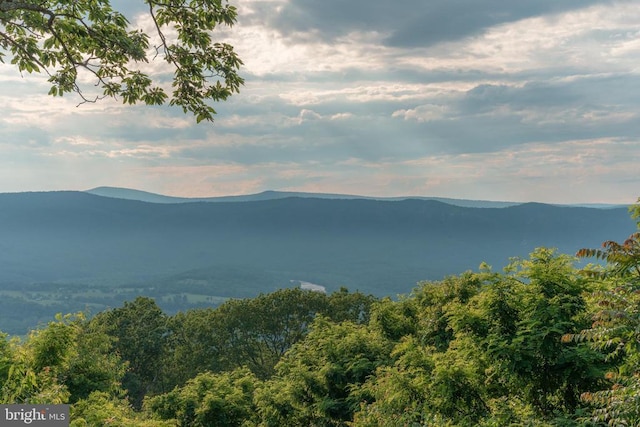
[1,204,639,426]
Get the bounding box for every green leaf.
[0,0,243,122]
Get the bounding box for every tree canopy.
[0,0,244,122]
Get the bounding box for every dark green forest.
[1,201,640,426]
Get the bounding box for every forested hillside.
[0,192,633,291]
[0,191,636,335]
[1,201,639,426]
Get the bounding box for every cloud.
[263,0,610,47]
[297,108,322,123]
[392,104,450,122]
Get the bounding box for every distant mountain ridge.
[0,190,634,335]
[0,190,635,297]
[85,186,626,209]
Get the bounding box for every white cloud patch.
[392,104,450,122]
[297,109,322,123]
[330,113,353,120]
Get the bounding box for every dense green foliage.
[1,200,639,425]
[0,0,243,122]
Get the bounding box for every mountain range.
[85,186,626,209]
[0,189,635,297]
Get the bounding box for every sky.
[0,0,639,204]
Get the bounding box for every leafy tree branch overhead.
[0,0,244,122]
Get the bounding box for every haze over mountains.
[0,189,635,297]
[86,186,626,209]
[85,186,522,207]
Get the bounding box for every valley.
[0,190,635,335]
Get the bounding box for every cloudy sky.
[1,0,639,203]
